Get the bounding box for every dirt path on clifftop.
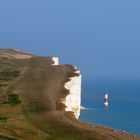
[16,57,139,140]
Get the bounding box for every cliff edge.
[0,49,139,140]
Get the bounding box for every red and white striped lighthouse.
[104,92,109,107]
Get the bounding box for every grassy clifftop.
[0,49,139,140]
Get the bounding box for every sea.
[80,78,140,136]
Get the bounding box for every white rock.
[73,66,80,74]
[63,72,81,119]
[80,106,87,110]
[52,57,59,65]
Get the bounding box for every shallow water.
[80,78,140,135]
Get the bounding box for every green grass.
[0,135,18,140]
[2,94,21,106]
[0,117,8,123]
[0,66,20,81]
[0,57,21,81]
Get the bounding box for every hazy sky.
[0,0,140,79]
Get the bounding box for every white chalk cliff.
[52,57,59,65]
[51,57,81,119]
[63,67,81,119]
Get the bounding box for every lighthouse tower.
[104,92,108,107]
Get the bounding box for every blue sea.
[80,78,140,136]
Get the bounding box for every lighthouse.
[104,92,109,107]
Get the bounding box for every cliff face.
[64,70,81,119]
[52,57,59,65]
[52,56,81,119]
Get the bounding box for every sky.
[0,0,140,79]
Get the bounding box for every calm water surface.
[80,78,140,135]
